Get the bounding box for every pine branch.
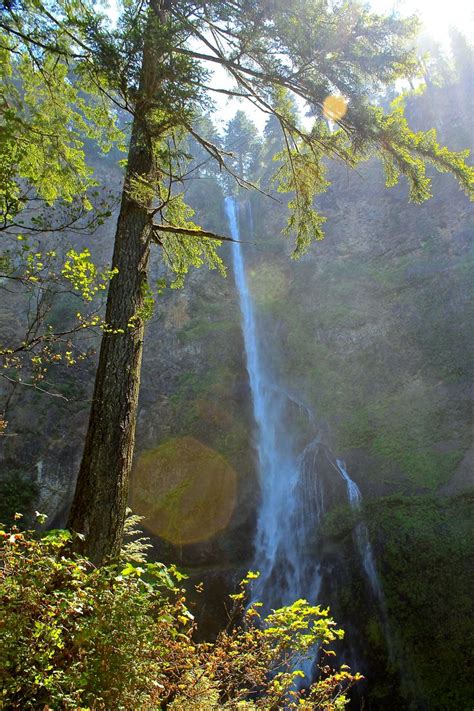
[152,223,250,243]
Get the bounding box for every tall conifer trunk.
[68,5,168,564]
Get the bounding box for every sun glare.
[370,0,473,45]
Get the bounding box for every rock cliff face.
[1,82,472,707]
[261,162,473,500]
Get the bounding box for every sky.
[370,0,473,45]
[207,0,473,130]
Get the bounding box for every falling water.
[335,459,384,604]
[225,196,322,611]
[225,196,394,674]
[335,459,395,661]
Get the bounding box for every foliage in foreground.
[0,519,360,710]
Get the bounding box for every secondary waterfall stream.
[335,459,384,604]
[225,196,391,670]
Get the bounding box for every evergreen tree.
[449,28,473,89]
[224,110,261,185]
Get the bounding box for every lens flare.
[249,261,288,307]
[323,94,348,121]
[131,436,236,545]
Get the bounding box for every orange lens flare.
[131,436,236,545]
[323,94,348,121]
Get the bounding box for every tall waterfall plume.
[225,196,322,609]
[225,196,393,671]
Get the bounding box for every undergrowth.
[0,514,360,710]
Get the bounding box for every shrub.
[0,519,360,709]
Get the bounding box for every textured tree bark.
[67,7,166,564]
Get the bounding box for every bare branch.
[1,373,69,401]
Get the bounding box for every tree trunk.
[68,9,165,564]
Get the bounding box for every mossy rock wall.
[319,493,474,709]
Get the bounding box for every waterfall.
[335,459,395,661]
[225,196,393,673]
[225,196,322,611]
[335,459,384,604]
